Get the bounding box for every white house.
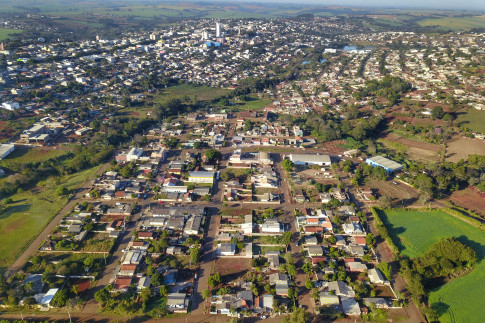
[2,102,20,110]
[127,147,144,161]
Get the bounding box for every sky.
[206,0,485,11]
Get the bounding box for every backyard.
[379,209,485,323]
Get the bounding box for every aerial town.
[0,3,484,323]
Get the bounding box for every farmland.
[450,187,485,218]
[379,209,485,323]
[418,15,485,30]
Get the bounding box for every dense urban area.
[0,2,484,323]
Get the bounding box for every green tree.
[190,247,201,264]
[432,106,444,119]
[282,159,295,172]
[51,289,68,307]
[377,262,392,281]
[55,186,69,196]
[282,307,309,323]
[208,273,221,288]
[305,278,313,290]
[95,287,111,305]
[202,289,211,299]
[205,149,222,163]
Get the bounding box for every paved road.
[4,162,111,278]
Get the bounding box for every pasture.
[379,209,485,323]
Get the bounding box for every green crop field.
[379,209,485,323]
[457,108,485,134]
[418,15,485,30]
[0,165,100,271]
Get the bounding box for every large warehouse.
[289,154,331,166]
[366,156,403,174]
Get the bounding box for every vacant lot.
[367,179,419,206]
[379,209,485,323]
[0,166,100,270]
[152,84,231,104]
[380,133,442,163]
[450,187,485,218]
[214,258,251,283]
[446,136,485,162]
[418,15,485,30]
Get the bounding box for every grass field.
[418,15,485,30]
[152,84,231,104]
[0,165,100,270]
[0,147,70,168]
[0,27,22,40]
[457,108,485,134]
[379,209,485,322]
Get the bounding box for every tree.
[287,287,297,300]
[432,106,444,119]
[377,262,392,281]
[283,307,307,323]
[202,289,211,299]
[208,273,221,288]
[190,247,201,264]
[305,278,313,290]
[366,233,376,247]
[95,287,111,305]
[302,262,313,275]
[286,263,297,278]
[55,186,69,196]
[205,149,221,163]
[378,195,392,209]
[282,159,295,172]
[51,289,68,307]
[151,273,162,286]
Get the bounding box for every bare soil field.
[367,179,420,206]
[446,136,485,162]
[449,186,485,218]
[214,258,251,283]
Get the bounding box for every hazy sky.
[211,0,485,11]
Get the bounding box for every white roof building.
[289,154,331,166]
